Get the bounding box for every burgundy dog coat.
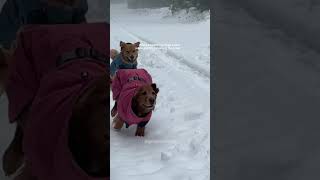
[6,23,109,180]
[112,69,153,126]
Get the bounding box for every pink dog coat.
[6,23,109,180]
[112,69,153,126]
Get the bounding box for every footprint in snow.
[160,151,172,162]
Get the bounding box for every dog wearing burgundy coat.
[0,23,109,180]
[111,69,159,136]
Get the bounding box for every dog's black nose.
[149,98,155,105]
[130,55,134,59]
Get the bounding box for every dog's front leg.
[135,126,145,137]
[135,121,149,137]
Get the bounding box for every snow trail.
[110,3,210,180]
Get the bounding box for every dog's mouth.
[143,104,155,110]
[127,57,136,63]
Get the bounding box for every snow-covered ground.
[110,3,210,180]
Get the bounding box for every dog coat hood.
[6,23,109,180]
[110,54,137,76]
[112,69,153,126]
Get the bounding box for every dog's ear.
[134,42,140,48]
[151,83,159,94]
[120,41,126,48]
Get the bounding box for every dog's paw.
[135,127,145,137]
[112,117,124,130]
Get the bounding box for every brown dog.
[1,47,109,178]
[113,83,159,137]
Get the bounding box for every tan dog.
[110,41,140,62]
[119,41,140,64]
[113,83,159,136]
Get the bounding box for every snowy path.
[110,4,210,180]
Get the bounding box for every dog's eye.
[133,50,135,53]
[126,51,129,53]
[142,91,147,95]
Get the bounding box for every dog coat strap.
[127,76,147,83]
[57,48,108,66]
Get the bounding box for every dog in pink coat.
[111,69,159,136]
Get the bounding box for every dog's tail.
[110,49,119,61]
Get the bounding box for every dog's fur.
[110,41,140,63]
[112,83,159,137]
[1,47,109,178]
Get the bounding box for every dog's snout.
[149,98,155,105]
[130,55,134,59]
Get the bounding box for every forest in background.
[126,0,210,12]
